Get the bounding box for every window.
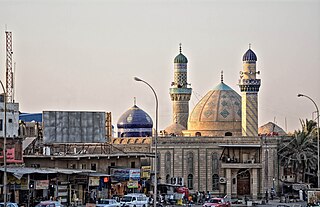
[166,174,170,184]
[131,162,135,168]
[187,152,194,174]
[225,132,232,136]
[0,119,2,131]
[91,163,97,171]
[187,174,193,189]
[157,153,161,173]
[8,118,13,123]
[81,164,87,169]
[212,153,219,174]
[195,132,201,136]
[212,174,219,191]
[70,164,76,169]
[165,152,171,175]
[111,162,115,167]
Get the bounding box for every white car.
[120,194,149,207]
[96,199,120,207]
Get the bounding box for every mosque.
[116,45,285,199]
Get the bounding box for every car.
[120,193,149,207]
[97,199,120,207]
[203,198,231,207]
[0,202,19,207]
[35,201,64,207]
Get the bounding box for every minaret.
[169,44,192,129]
[239,44,261,136]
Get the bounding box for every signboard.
[129,169,141,180]
[43,111,106,143]
[111,168,141,181]
[141,166,151,179]
[36,180,49,190]
[89,177,100,186]
[127,180,138,189]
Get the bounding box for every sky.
[0,0,319,133]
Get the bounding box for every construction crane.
[5,31,14,103]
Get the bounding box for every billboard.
[111,168,141,181]
[43,111,106,143]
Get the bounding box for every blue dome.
[174,53,188,63]
[242,49,257,61]
[117,105,153,137]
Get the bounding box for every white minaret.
[239,44,261,136]
[169,44,192,129]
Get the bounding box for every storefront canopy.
[0,166,96,179]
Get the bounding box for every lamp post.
[0,80,7,205]
[134,77,158,207]
[298,93,320,187]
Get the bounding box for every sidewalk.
[232,199,307,207]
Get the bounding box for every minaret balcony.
[238,79,261,86]
[170,88,192,94]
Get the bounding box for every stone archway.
[237,169,250,196]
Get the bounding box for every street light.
[0,80,7,205]
[134,77,158,207]
[298,93,320,187]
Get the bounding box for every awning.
[219,144,261,147]
[0,167,95,179]
[23,137,37,150]
[86,172,111,177]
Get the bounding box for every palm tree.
[278,119,318,183]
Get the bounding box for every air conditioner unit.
[178,177,184,186]
[219,177,227,183]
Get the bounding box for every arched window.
[187,152,194,174]
[225,132,232,136]
[166,174,170,184]
[157,152,161,173]
[165,152,171,175]
[212,153,219,174]
[212,174,219,191]
[195,132,201,137]
[188,174,193,189]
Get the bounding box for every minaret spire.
[249,43,251,49]
[134,97,136,105]
[179,43,182,53]
[221,70,224,83]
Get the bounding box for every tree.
[278,119,318,183]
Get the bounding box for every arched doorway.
[237,169,250,195]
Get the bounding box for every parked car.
[35,201,64,207]
[203,198,231,207]
[0,202,19,207]
[97,199,120,207]
[120,193,149,207]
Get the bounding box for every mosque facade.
[117,45,281,199]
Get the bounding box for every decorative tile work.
[237,109,241,117]
[220,109,229,118]
[221,100,228,106]
[204,110,213,118]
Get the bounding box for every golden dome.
[164,122,186,136]
[185,82,242,137]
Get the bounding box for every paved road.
[175,199,307,207]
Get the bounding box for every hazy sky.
[0,0,319,133]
